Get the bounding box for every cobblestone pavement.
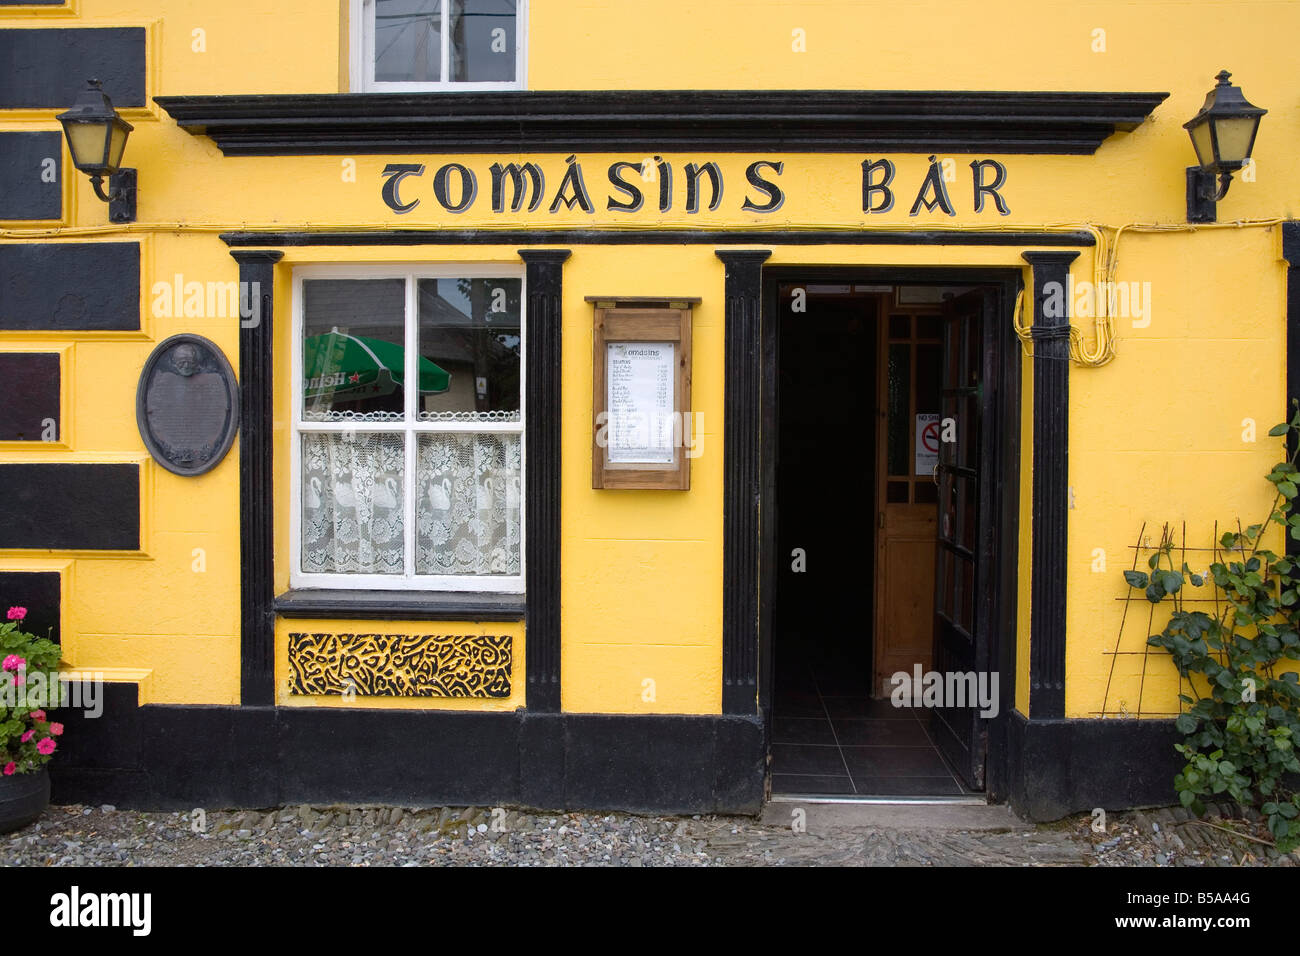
[2,801,1295,867]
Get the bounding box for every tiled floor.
[770,641,979,797]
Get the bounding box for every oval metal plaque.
[136,334,239,476]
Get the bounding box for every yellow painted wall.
[0,0,1297,719]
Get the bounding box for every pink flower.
[29,710,45,722]
[6,607,26,621]
[36,738,55,756]
[11,672,23,687]
[49,723,63,736]
[20,730,34,743]
[2,763,13,776]
[1,654,23,672]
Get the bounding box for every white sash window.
[291,265,525,592]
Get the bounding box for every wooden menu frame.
[588,296,698,490]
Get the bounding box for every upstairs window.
[353,0,524,91]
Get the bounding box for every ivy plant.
[1123,409,1300,852]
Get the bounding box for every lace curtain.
[301,430,521,577]
[417,433,521,575]
[301,433,405,574]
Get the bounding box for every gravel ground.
[3,801,1296,867]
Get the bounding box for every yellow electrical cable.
[3,216,1288,371]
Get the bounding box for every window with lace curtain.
[351,0,524,92]
[291,266,525,592]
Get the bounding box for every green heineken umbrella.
[303,329,450,403]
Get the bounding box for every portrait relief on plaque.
[135,334,239,476]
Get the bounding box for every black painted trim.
[50,689,767,814]
[0,242,140,332]
[0,28,146,109]
[221,230,1098,249]
[155,89,1167,156]
[0,132,62,220]
[520,250,568,712]
[0,352,59,441]
[0,463,138,550]
[1284,223,1300,561]
[1021,251,1078,719]
[232,250,281,707]
[0,571,60,644]
[718,250,770,715]
[274,589,525,621]
[1005,710,1180,821]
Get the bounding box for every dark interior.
[774,284,876,698]
[769,280,979,798]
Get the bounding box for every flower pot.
[0,767,50,834]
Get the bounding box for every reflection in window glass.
[887,343,909,476]
[375,0,442,83]
[450,0,516,82]
[417,278,521,421]
[302,279,407,422]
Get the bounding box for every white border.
[290,263,526,592]
[350,0,527,92]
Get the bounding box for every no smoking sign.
[915,413,940,475]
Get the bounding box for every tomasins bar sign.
[379,155,1013,216]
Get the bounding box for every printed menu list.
[606,341,676,463]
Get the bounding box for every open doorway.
[765,272,1018,800]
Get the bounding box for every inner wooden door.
[872,303,943,694]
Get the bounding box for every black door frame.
[758,265,1023,797]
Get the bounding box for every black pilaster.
[1021,251,1077,719]
[519,249,569,712]
[1285,224,1300,559]
[717,250,771,714]
[231,250,282,706]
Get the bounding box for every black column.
[1284,223,1300,560]
[519,250,570,712]
[231,249,282,706]
[716,249,771,714]
[1021,251,1077,719]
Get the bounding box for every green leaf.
[1269,423,1290,436]
[1124,570,1149,589]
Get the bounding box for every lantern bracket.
[90,168,137,223]
[1186,166,1232,223]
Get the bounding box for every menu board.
[606,341,676,463]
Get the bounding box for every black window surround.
[232,248,568,711]
[157,89,1168,156]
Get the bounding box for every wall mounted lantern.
[1183,70,1266,223]
[56,78,136,223]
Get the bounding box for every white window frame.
[290,263,526,593]
[350,0,527,92]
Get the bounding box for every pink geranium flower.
[49,723,63,736]
[1,654,23,672]
[6,607,26,621]
[2,763,14,776]
[36,738,55,755]
[20,730,34,743]
[29,710,45,721]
